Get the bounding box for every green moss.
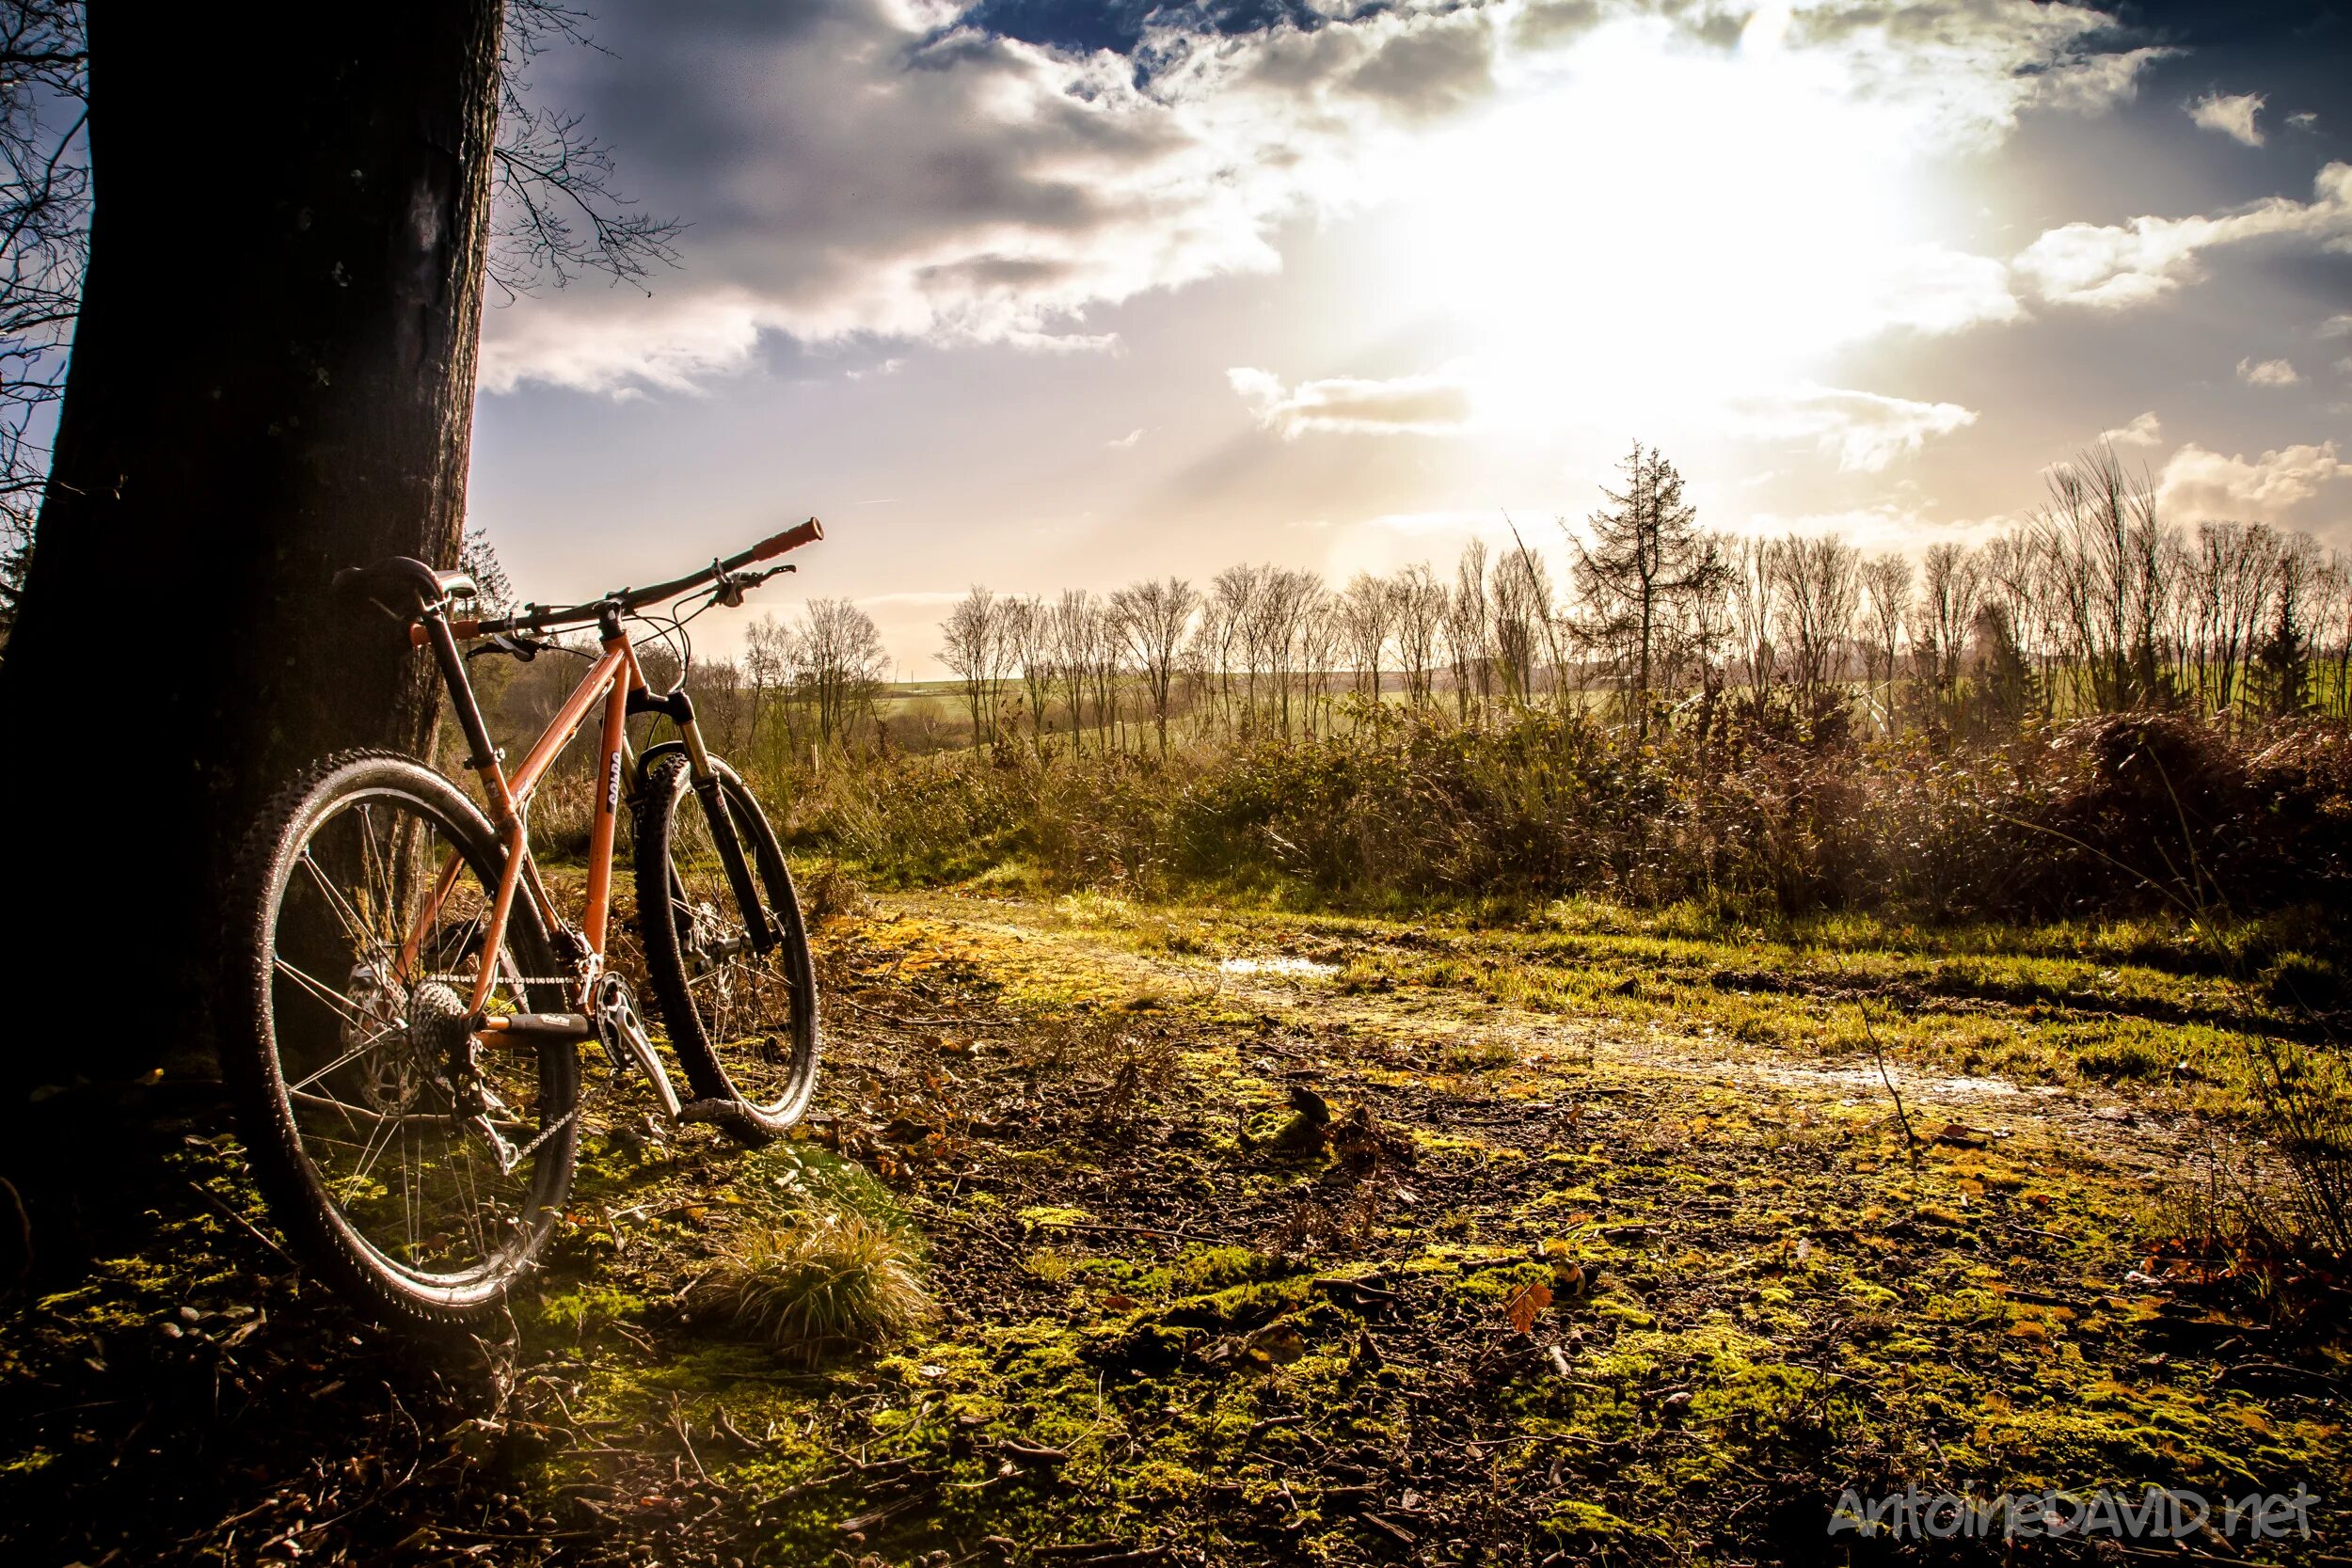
[1542,1498,1636,1539]
[532,1284,646,1338]
[1458,1261,1552,1302]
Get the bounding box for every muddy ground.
[4,888,2346,1566]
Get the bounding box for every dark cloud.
[957,0,1348,56]
[1346,13,1496,117]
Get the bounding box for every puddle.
[1715,1058,2064,1101]
[1217,956,1339,978]
[1788,1067,2019,1097]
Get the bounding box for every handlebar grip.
[748,517,823,562]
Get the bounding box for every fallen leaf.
[1244,1322,1308,1365]
[1503,1280,1553,1336]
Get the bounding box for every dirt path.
[5,890,2343,1568]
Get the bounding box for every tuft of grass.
[686,1207,932,1364]
[796,857,871,927]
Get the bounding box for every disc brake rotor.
[345,962,423,1113]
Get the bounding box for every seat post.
[417,605,511,816]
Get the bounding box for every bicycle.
[220,519,827,1327]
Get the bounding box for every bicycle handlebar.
[461,517,824,637]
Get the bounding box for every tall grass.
[771,707,2352,927]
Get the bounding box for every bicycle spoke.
[271,955,379,1034]
[339,1104,403,1206]
[283,1028,402,1094]
[298,849,395,973]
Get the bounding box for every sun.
[1381,12,1953,433]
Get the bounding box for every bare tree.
[1975,531,2051,721]
[488,2,682,298]
[1298,590,1345,736]
[1251,568,1322,737]
[1771,534,1862,727]
[2316,551,2352,721]
[1112,577,1199,755]
[2036,447,2169,711]
[742,611,793,768]
[796,597,888,749]
[2186,520,2278,724]
[0,0,86,633]
[1912,542,1981,719]
[1729,536,1779,721]
[1678,533,1736,738]
[1208,564,1263,734]
[1858,552,1913,730]
[1002,594,1055,752]
[1445,539,1491,718]
[938,585,998,751]
[1391,563,1446,707]
[1490,538,1555,705]
[1052,589,1101,752]
[1338,571,1395,707]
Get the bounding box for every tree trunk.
[0,2,503,1278]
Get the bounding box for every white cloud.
[2012,162,2352,310]
[2188,90,2266,147]
[2287,110,2319,133]
[481,292,766,396]
[2099,411,2163,448]
[2320,314,2352,340]
[2158,441,2344,522]
[1229,365,1475,438]
[2236,356,2302,388]
[2027,44,2178,116]
[1778,4,2172,139]
[1105,428,1145,450]
[2339,356,2352,379]
[1858,245,2024,336]
[1729,382,1978,472]
[1734,502,2015,550]
[481,0,2175,396]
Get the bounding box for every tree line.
[903,443,2352,755]
[608,442,2352,765]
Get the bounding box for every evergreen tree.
[1568,442,1711,735]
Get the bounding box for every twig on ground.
[183,1180,298,1265]
[1854,1004,1922,1169]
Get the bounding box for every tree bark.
[0,2,503,1277]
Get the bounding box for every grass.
[8,876,2345,1567]
[977,886,2331,1117]
[684,1206,932,1363]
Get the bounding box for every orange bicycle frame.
[399,609,648,1020]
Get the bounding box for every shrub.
[762,710,2352,928]
[685,1207,932,1363]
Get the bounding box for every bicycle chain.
[495,1108,580,1174]
[417,973,581,990]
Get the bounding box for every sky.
[466,0,2352,676]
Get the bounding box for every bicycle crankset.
[590,974,759,1134]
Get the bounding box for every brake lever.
[711,562,794,610]
[466,631,548,663]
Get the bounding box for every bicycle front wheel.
[633,754,819,1140]
[220,751,580,1326]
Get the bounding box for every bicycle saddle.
[333,556,478,612]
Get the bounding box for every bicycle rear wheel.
[633,753,819,1140]
[221,751,580,1326]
